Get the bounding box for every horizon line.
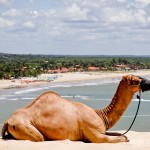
[1,52,150,57]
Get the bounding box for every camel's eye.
[131,79,139,85]
[134,80,139,85]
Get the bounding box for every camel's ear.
[122,75,132,83]
[122,75,129,81]
[122,75,127,80]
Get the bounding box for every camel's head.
[122,75,150,93]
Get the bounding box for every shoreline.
[0,131,150,150]
[0,70,150,89]
[0,80,49,90]
[52,70,150,83]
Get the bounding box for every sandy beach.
[0,131,150,150]
[52,70,150,82]
[0,79,48,89]
[1,70,150,89]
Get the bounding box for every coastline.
[52,70,150,83]
[0,80,49,89]
[0,131,150,150]
[0,70,150,89]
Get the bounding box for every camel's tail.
[1,122,8,139]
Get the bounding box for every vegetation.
[0,53,150,79]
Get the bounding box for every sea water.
[0,77,150,133]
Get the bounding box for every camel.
[1,75,150,143]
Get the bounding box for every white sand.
[0,80,48,89]
[0,131,150,150]
[0,70,150,89]
[39,70,150,83]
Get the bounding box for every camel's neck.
[95,79,134,130]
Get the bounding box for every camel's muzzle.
[140,77,150,92]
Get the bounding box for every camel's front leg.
[83,128,128,143]
[8,122,45,142]
[96,133,128,143]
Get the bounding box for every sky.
[0,0,150,55]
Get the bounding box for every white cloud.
[80,0,104,8]
[0,0,13,6]
[66,3,89,20]
[2,9,21,17]
[29,0,34,4]
[0,17,15,28]
[0,0,150,55]
[27,9,57,19]
[28,10,39,18]
[104,8,133,23]
[103,7,146,24]
[136,0,150,6]
[42,9,56,18]
[23,21,35,29]
[64,0,106,8]
[117,0,127,3]
[135,9,146,24]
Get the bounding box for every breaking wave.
[14,80,119,95]
[132,99,150,102]
[123,115,150,118]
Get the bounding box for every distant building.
[115,64,131,71]
[48,68,69,73]
[88,67,99,71]
[115,64,126,70]
[61,68,69,73]
[48,69,54,73]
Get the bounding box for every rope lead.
[121,90,141,135]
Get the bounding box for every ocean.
[0,77,150,134]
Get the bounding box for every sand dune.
[0,131,150,150]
